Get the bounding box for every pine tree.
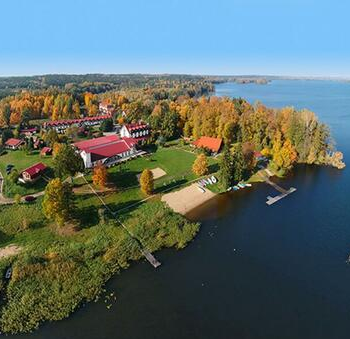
[220,146,234,189]
[192,153,209,176]
[140,169,154,195]
[232,143,246,182]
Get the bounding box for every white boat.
[245,183,252,187]
[233,185,240,190]
[211,176,217,183]
[203,179,210,186]
[199,179,206,186]
[197,186,205,193]
[238,183,245,188]
[227,187,232,191]
[207,178,213,185]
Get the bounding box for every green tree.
[14,194,21,205]
[43,129,59,147]
[219,146,234,189]
[1,128,13,144]
[8,169,19,184]
[140,169,154,195]
[100,118,114,132]
[232,143,246,182]
[42,178,75,226]
[53,143,84,179]
[222,121,235,145]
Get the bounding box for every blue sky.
[0,0,349,77]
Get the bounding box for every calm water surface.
[15,80,350,339]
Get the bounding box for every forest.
[0,74,345,172]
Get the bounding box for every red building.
[20,163,47,182]
[74,135,141,168]
[40,147,52,156]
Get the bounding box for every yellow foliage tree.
[52,142,64,157]
[140,169,154,195]
[272,132,297,170]
[42,178,74,227]
[192,153,209,176]
[92,162,108,188]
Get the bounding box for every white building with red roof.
[74,135,141,168]
[120,123,150,142]
[43,114,111,134]
[4,138,25,150]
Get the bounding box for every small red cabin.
[21,163,47,182]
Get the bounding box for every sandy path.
[0,244,22,259]
[162,183,216,215]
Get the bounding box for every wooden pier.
[141,249,161,268]
[259,170,297,206]
[81,175,161,268]
[266,187,297,205]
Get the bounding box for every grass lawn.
[0,150,54,197]
[0,194,199,334]
[80,146,220,213]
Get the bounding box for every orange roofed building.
[192,136,223,154]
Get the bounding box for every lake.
[14,80,350,339]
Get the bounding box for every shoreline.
[161,183,217,215]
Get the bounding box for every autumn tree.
[192,153,209,176]
[42,178,75,226]
[92,162,108,188]
[272,132,297,170]
[220,146,234,189]
[53,143,84,179]
[140,169,154,195]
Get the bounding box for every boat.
[203,179,210,186]
[211,176,217,183]
[233,186,240,191]
[197,186,205,193]
[226,187,232,191]
[207,178,213,185]
[5,267,12,279]
[199,179,206,186]
[238,183,245,188]
[245,183,252,187]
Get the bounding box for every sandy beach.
[161,183,216,215]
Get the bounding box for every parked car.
[24,195,36,202]
[5,267,12,279]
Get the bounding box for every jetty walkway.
[259,169,297,206]
[81,174,161,268]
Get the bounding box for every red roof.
[40,147,52,155]
[20,128,37,133]
[192,136,223,153]
[74,135,137,161]
[5,138,23,147]
[44,114,111,127]
[125,123,149,132]
[22,162,47,179]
